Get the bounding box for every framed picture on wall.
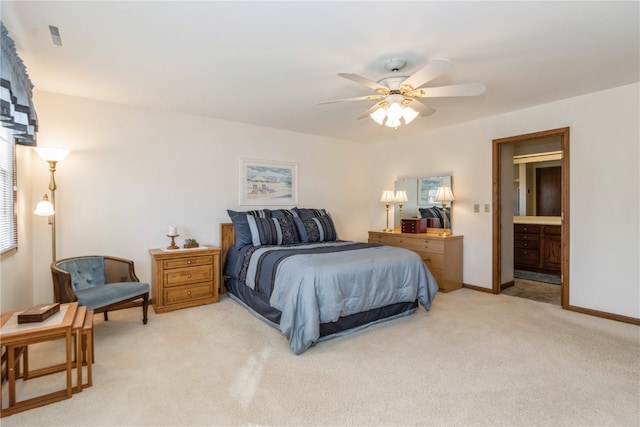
[239,159,298,206]
[418,176,451,206]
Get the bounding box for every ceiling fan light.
[385,117,401,128]
[387,102,404,121]
[370,107,386,125]
[403,106,419,124]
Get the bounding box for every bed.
[220,208,439,354]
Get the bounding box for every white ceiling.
[2,1,639,144]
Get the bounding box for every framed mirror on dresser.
[394,175,453,232]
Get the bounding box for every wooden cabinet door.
[542,226,562,272]
[536,166,561,216]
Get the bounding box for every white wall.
[3,84,638,320]
[369,83,640,319]
[18,91,369,307]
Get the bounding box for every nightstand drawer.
[164,265,212,287]
[163,255,212,269]
[164,282,213,305]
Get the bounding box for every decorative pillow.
[227,209,272,246]
[247,216,299,246]
[292,207,328,219]
[294,215,338,243]
[270,209,297,219]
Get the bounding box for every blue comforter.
[241,242,439,354]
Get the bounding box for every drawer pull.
[424,258,432,262]
[524,243,528,247]
[187,260,192,264]
[424,242,429,248]
[187,291,192,296]
[188,274,192,278]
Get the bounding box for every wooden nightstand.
[368,231,463,292]
[149,246,220,313]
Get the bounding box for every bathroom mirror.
[394,176,452,228]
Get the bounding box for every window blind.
[0,126,16,254]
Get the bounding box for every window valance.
[1,21,38,146]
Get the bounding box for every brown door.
[536,166,561,216]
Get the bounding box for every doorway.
[492,128,570,308]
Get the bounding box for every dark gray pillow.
[227,209,271,246]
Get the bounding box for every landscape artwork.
[418,176,451,206]
[240,159,298,206]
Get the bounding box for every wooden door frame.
[492,127,570,308]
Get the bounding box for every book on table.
[17,303,61,324]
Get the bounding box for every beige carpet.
[2,289,639,426]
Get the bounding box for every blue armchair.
[51,256,149,324]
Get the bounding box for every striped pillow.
[227,209,272,247]
[247,216,299,246]
[292,207,328,219]
[294,215,338,243]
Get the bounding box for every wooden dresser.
[149,246,220,313]
[368,231,463,292]
[514,223,561,275]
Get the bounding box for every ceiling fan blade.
[338,73,390,94]
[318,94,384,105]
[410,82,487,98]
[401,59,453,90]
[406,99,436,117]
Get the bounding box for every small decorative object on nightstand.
[166,224,179,250]
[150,245,220,313]
[184,238,199,249]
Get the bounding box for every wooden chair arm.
[50,264,78,304]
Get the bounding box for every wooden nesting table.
[0,302,94,417]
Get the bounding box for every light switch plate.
[474,204,480,213]
[484,203,490,213]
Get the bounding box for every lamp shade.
[34,194,55,216]
[434,185,455,203]
[34,147,70,162]
[394,190,408,203]
[379,190,395,203]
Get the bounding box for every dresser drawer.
[164,282,213,305]
[514,239,539,250]
[392,237,444,254]
[514,232,540,242]
[515,248,540,265]
[164,265,212,287]
[415,251,444,270]
[163,255,212,269]
[514,224,540,234]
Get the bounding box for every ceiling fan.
[319,58,486,128]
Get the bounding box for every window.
[0,126,17,257]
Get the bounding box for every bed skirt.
[225,277,419,341]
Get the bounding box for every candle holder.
[166,234,179,250]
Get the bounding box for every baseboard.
[462,283,494,293]
[565,304,640,326]
[500,280,515,290]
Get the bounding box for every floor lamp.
[33,147,69,263]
